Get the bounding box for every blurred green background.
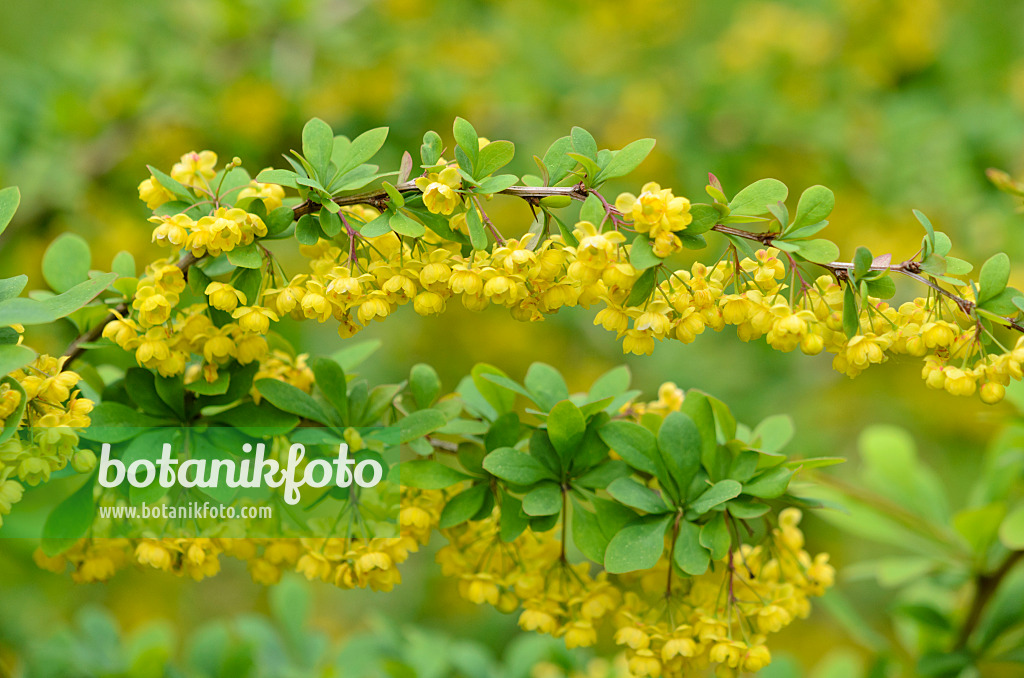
[2,0,1024,675]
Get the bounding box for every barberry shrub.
[1,118,1023,677]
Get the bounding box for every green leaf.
[336,127,389,177]
[41,473,97,556]
[795,238,840,264]
[311,357,347,418]
[0,186,21,237]
[466,207,487,250]
[0,343,35,376]
[500,493,528,542]
[146,166,193,200]
[125,368,177,418]
[589,365,631,401]
[607,477,669,514]
[484,412,520,452]
[483,447,554,485]
[79,402,171,442]
[842,284,859,338]
[210,401,298,436]
[409,363,441,408]
[475,140,515,179]
[319,209,342,237]
[389,210,425,238]
[674,519,710,575]
[439,483,488,529]
[626,268,657,307]
[979,286,1022,315]
[110,251,136,279]
[453,117,480,171]
[691,480,742,513]
[699,513,731,560]
[382,181,405,207]
[1000,505,1024,549]
[865,275,897,299]
[184,372,229,395]
[599,421,658,475]
[399,409,447,443]
[254,378,331,424]
[295,214,320,245]
[255,169,300,189]
[398,460,472,489]
[913,209,936,250]
[679,391,717,461]
[978,252,1011,303]
[0,273,117,327]
[728,178,788,216]
[42,234,91,293]
[687,203,719,235]
[954,503,1006,557]
[572,500,609,562]
[792,185,834,230]
[420,130,443,166]
[548,400,586,460]
[473,174,517,194]
[576,460,630,489]
[226,242,262,269]
[743,467,793,499]
[359,212,391,238]
[629,235,663,270]
[522,482,562,516]
[945,256,973,276]
[0,275,28,304]
[853,247,873,280]
[754,414,794,454]
[301,117,334,178]
[570,127,598,160]
[524,363,570,412]
[597,138,656,183]
[604,515,671,574]
[658,411,702,491]
[471,364,517,416]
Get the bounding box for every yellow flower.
[171,150,217,189]
[357,291,392,324]
[231,306,280,334]
[614,626,651,650]
[623,329,655,356]
[413,291,445,316]
[238,178,286,211]
[205,282,247,312]
[138,176,175,210]
[616,182,692,234]
[414,167,462,215]
[980,382,1006,404]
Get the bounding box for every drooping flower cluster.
[1,354,94,526]
[611,509,833,678]
[438,509,621,650]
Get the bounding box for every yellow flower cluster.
[32,488,445,589]
[0,355,94,526]
[133,167,1024,403]
[612,509,833,678]
[614,183,693,258]
[103,258,278,382]
[438,510,620,649]
[149,206,268,257]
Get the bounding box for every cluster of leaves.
[399,362,832,575]
[252,116,654,252]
